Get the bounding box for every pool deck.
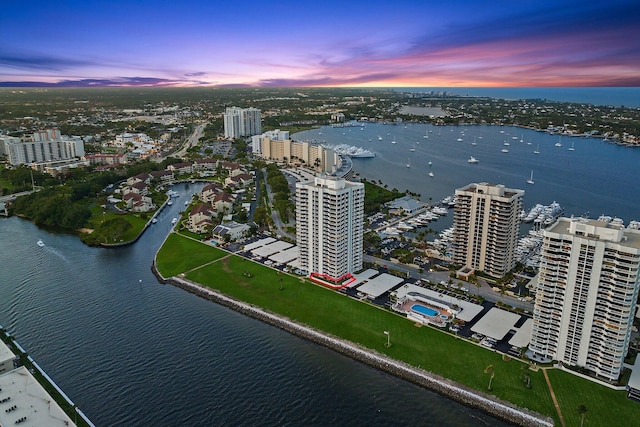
[398,300,450,326]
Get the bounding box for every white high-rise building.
[1,130,85,166]
[452,182,523,278]
[528,217,640,381]
[223,107,261,139]
[296,176,364,278]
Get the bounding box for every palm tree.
[578,404,587,427]
[484,365,495,391]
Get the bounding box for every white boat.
[406,158,411,168]
[151,218,158,224]
[569,141,575,151]
[428,171,434,177]
[501,148,509,153]
[534,144,540,154]
[504,141,510,146]
[409,148,416,152]
[527,170,535,185]
[37,239,45,247]
[423,130,429,139]
[184,200,189,206]
[171,218,178,224]
[467,156,478,164]
[555,137,562,147]
[167,200,173,206]
[428,161,433,166]
[391,136,396,144]
[471,137,477,146]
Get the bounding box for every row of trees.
[265,163,293,222]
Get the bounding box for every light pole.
[384,330,390,347]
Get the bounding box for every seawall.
[152,265,553,427]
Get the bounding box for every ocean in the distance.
[396,87,640,108]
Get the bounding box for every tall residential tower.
[453,182,524,277]
[223,107,261,139]
[296,176,364,278]
[528,217,640,381]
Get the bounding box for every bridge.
[0,189,40,216]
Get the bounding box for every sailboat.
[471,136,477,146]
[406,158,411,168]
[423,130,429,139]
[569,141,575,151]
[555,136,563,147]
[527,170,535,185]
[534,144,540,154]
[391,136,397,144]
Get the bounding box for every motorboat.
[171,218,178,224]
[501,148,509,153]
[428,171,434,177]
[151,218,158,224]
[37,239,45,247]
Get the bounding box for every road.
[164,122,207,160]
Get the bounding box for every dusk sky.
[1,0,639,87]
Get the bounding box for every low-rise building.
[188,204,215,233]
[212,221,251,241]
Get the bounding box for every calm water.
[296,123,640,230]
[0,184,509,426]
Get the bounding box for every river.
[0,183,510,426]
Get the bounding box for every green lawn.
[156,233,640,425]
[546,369,640,426]
[156,233,228,277]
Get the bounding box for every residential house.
[199,183,222,203]
[212,221,251,241]
[122,193,154,212]
[188,204,215,233]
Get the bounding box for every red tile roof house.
[122,181,149,196]
[212,192,235,214]
[188,204,215,233]
[122,193,154,212]
[225,173,254,187]
[167,162,193,175]
[192,158,218,171]
[127,172,152,186]
[198,183,222,203]
[150,169,174,183]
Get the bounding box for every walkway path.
[542,368,565,427]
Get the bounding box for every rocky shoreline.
[152,264,553,427]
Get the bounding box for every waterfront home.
[122,181,149,196]
[192,158,218,171]
[199,183,222,204]
[127,172,152,186]
[225,173,254,188]
[212,221,251,242]
[122,193,154,213]
[167,162,193,175]
[188,204,215,233]
[211,192,235,214]
[150,169,174,183]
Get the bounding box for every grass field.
[156,233,640,426]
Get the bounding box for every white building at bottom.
[296,176,364,278]
[528,217,640,381]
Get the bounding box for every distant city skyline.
[1,0,639,87]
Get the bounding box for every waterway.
[295,123,640,233]
[0,183,510,426]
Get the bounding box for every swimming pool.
[411,304,439,317]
